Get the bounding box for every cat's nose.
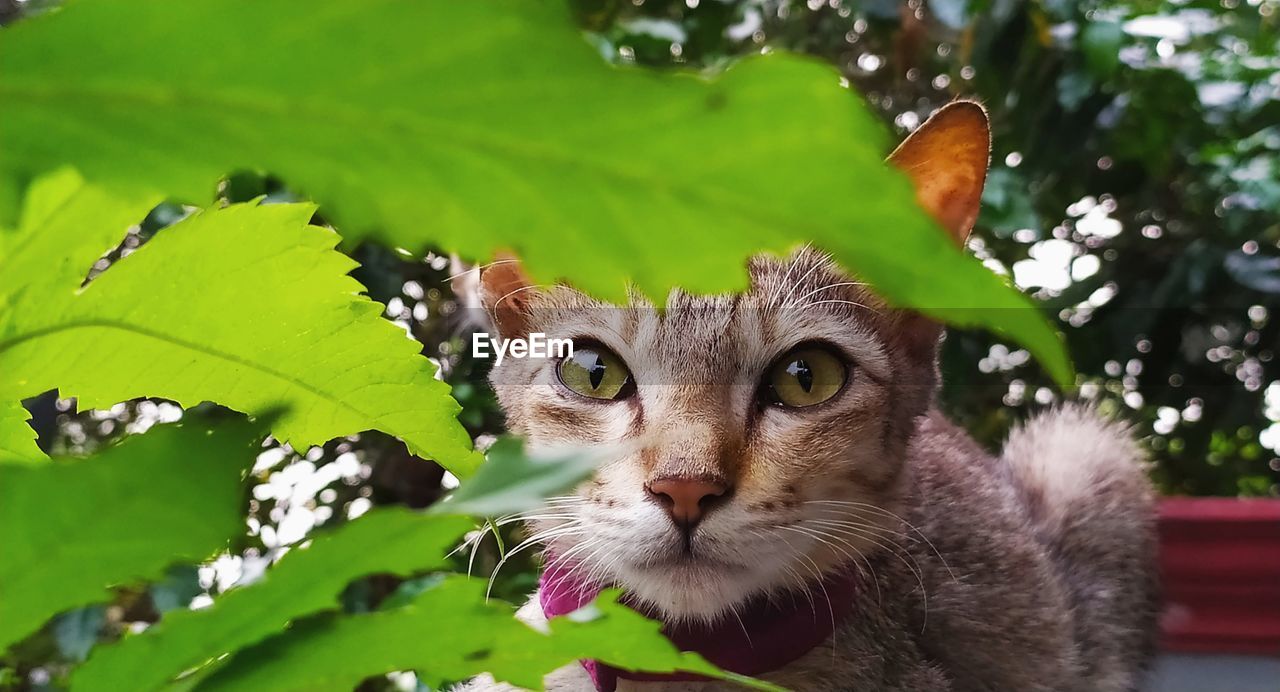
[646,477,730,529]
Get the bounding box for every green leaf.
[535,591,780,691]
[193,577,781,692]
[1082,20,1124,80]
[0,0,1072,385]
[72,509,473,692]
[0,415,259,651]
[0,171,480,475]
[0,399,45,464]
[0,167,158,301]
[433,437,602,518]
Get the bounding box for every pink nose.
[646,477,730,529]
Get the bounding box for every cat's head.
[479,102,989,622]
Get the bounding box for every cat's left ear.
[477,254,536,338]
[887,100,990,245]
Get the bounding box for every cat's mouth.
[614,545,782,621]
[636,550,748,574]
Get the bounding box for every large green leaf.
[0,416,258,651]
[194,577,780,692]
[0,167,157,304]
[0,400,44,464]
[0,170,479,475]
[72,509,473,692]
[0,0,1072,384]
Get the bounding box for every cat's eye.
[763,346,847,408]
[557,346,633,401]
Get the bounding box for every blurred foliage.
[432,438,605,518]
[0,415,258,651]
[197,580,778,692]
[0,0,1070,381]
[67,507,468,692]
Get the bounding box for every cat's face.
[478,102,989,622]
[486,250,940,621]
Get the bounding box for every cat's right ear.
[887,100,991,245]
[478,254,535,338]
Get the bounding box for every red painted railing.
[1158,498,1280,656]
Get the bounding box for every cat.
[457,101,1159,691]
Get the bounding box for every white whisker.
[805,500,955,582]
[486,524,586,598]
[778,256,829,310]
[792,281,869,306]
[796,298,880,314]
[441,257,521,283]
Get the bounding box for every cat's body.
[459,103,1159,691]
[462,403,1157,692]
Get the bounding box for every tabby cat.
[460,102,1159,691]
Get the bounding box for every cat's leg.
[759,612,952,692]
[1000,404,1160,691]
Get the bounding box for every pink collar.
[539,558,860,691]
